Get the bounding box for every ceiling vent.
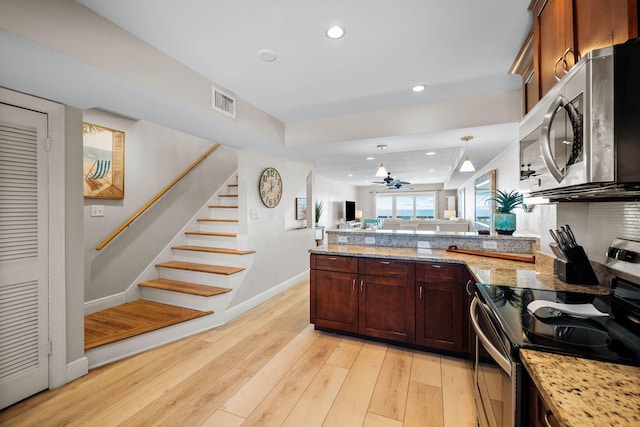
[211,86,236,119]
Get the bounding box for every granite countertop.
[520,349,640,427]
[310,244,610,294]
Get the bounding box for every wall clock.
[258,167,283,207]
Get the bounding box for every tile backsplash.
[587,202,640,263]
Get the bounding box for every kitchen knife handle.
[565,224,577,246]
[549,229,560,244]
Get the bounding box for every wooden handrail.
[96,144,221,250]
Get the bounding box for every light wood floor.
[0,278,477,427]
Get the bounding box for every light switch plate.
[418,241,431,248]
[365,237,375,244]
[90,205,104,217]
[338,236,348,244]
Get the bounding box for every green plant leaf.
[486,189,523,213]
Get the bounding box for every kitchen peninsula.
[309,229,638,427]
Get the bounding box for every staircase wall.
[83,110,238,307]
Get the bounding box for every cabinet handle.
[431,264,441,269]
[419,285,423,299]
[553,56,564,81]
[328,257,337,260]
[380,261,390,265]
[352,278,356,290]
[543,410,555,427]
[360,280,364,292]
[562,47,577,73]
[466,279,474,296]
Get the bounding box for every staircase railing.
[96,144,220,250]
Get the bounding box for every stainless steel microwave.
[519,39,640,201]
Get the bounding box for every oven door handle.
[470,297,512,376]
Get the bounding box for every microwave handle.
[540,94,568,183]
[470,297,512,376]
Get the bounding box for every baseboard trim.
[226,270,309,322]
[84,292,127,315]
[66,356,89,383]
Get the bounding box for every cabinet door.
[574,0,638,57]
[535,0,576,97]
[358,275,415,343]
[311,269,358,333]
[416,281,464,353]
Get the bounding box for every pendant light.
[374,144,388,177]
[459,136,475,172]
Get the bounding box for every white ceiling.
[75,0,532,188]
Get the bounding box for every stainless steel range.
[470,237,640,427]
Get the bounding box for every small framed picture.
[296,197,307,220]
[83,122,125,199]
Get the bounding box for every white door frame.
[0,87,67,388]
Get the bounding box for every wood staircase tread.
[138,278,232,296]
[197,219,239,223]
[172,245,256,255]
[84,300,212,350]
[185,231,237,237]
[228,184,238,187]
[219,194,238,197]
[209,205,238,208]
[156,260,245,275]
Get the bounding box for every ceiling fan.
[373,172,413,190]
[520,164,537,180]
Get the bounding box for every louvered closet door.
[0,103,49,409]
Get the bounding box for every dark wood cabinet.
[526,371,560,427]
[512,0,638,114]
[358,258,415,343]
[415,263,466,353]
[310,254,469,354]
[310,269,358,332]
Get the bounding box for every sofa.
[381,218,470,232]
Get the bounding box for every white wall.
[230,150,316,307]
[315,175,359,229]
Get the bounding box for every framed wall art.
[295,197,307,220]
[83,122,125,199]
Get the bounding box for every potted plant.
[487,189,523,235]
[314,200,324,226]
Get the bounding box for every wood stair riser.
[198,221,239,234]
[207,207,239,220]
[139,286,235,312]
[156,267,246,289]
[185,234,238,249]
[85,314,225,369]
[172,251,254,269]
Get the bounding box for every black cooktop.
[475,282,640,367]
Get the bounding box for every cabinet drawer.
[359,258,415,279]
[416,262,461,282]
[311,254,357,273]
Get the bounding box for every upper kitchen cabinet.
[511,0,639,115]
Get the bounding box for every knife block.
[554,245,599,285]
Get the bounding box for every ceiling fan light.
[459,157,475,172]
[376,163,388,177]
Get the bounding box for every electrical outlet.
[483,240,498,250]
[250,209,259,219]
[90,205,104,217]
[365,237,375,244]
[338,236,348,244]
[418,241,431,248]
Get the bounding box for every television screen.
[345,201,356,222]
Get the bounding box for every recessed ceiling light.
[366,156,375,160]
[347,174,354,177]
[257,49,277,62]
[428,169,436,172]
[425,151,436,156]
[326,26,346,39]
[412,84,426,92]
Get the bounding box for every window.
[375,192,437,219]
